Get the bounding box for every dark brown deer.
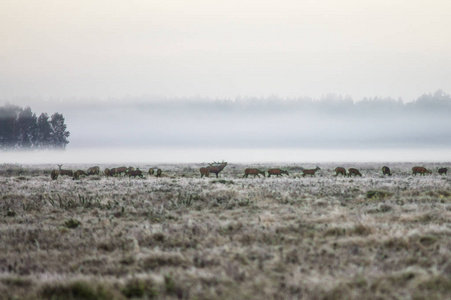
[87,166,100,176]
[267,169,289,177]
[109,168,117,176]
[104,168,113,177]
[57,164,73,177]
[243,168,265,178]
[129,168,143,178]
[412,166,431,176]
[73,170,87,180]
[334,167,347,176]
[148,168,154,176]
[207,161,228,178]
[200,167,210,178]
[116,166,128,175]
[382,166,392,176]
[50,169,59,180]
[156,169,162,177]
[348,168,362,177]
[301,166,321,177]
[438,167,448,175]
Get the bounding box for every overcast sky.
[1,0,451,101]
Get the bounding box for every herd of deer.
[51,164,162,180]
[50,162,448,180]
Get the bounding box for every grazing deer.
[148,168,154,176]
[301,166,321,177]
[104,168,113,177]
[73,170,87,180]
[438,167,448,175]
[382,166,392,176]
[156,169,162,177]
[334,167,347,176]
[207,161,228,178]
[348,168,362,177]
[57,164,73,177]
[200,167,210,178]
[116,167,128,176]
[267,169,289,177]
[243,168,266,178]
[87,166,100,176]
[412,166,431,176]
[129,168,143,178]
[109,168,117,176]
[50,169,59,180]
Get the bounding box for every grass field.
[0,162,450,299]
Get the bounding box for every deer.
[57,164,73,177]
[334,167,347,176]
[267,169,289,177]
[148,168,154,176]
[87,166,100,176]
[382,166,392,176]
[104,168,113,177]
[243,168,266,178]
[200,167,210,178]
[412,166,431,176]
[438,167,448,175]
[301,166,321,177]
[129,168,143,178]
[50,169,59,180]
[207,161,228,178]
[73,170,87,180]
[116,167,128,176]
[156,169,162,177]
[348,168,362,177]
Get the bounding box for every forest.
[0,105,70,150]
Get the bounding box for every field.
[0,162,450,299]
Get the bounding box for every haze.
[1,0,451,100]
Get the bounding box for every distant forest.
[0,105,70,150]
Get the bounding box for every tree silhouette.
[50,113,70,149]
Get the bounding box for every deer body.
[57,165,73,177]
[438,167,448,175]
[267,169,289,177]
[73,170,87,180]
[334,167,347,176]
[243,168,265,178]
[412,166,431,176]
[207,162,227,178]
[87,166,100,176]
[382,166,392,176]
[129,169,143,178]
[50,169,59,180]
[302,166,321,177]
[156,169,162,177]
[348,168,362,177]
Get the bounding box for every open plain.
[0,162,450,299]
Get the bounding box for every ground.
[0,162,450,299]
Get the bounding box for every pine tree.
[50,113,70,149]
[0,105,21,149]
[37,113,54,149]
[16,107,38,149]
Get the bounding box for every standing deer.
[243,168,266,178]
[412,166,431,176]
[334,167,347,176]
[156,169,162,177]
[382,166,392,176]
[149,168,154,176]
[301,166,321,177]
[207,161,228,178]
[50,169,59,180]
[267,169,289,177]
[200,167,210,178]
[438,167,448,175]
[348,168,362,177]
[57,164,73,177]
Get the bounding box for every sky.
[1,0,451,101]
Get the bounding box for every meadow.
[0,162,450,299]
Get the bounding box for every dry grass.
[0,162,450,299]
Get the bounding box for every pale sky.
[1,0,451,101]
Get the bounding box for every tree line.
[0,104,70,150]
